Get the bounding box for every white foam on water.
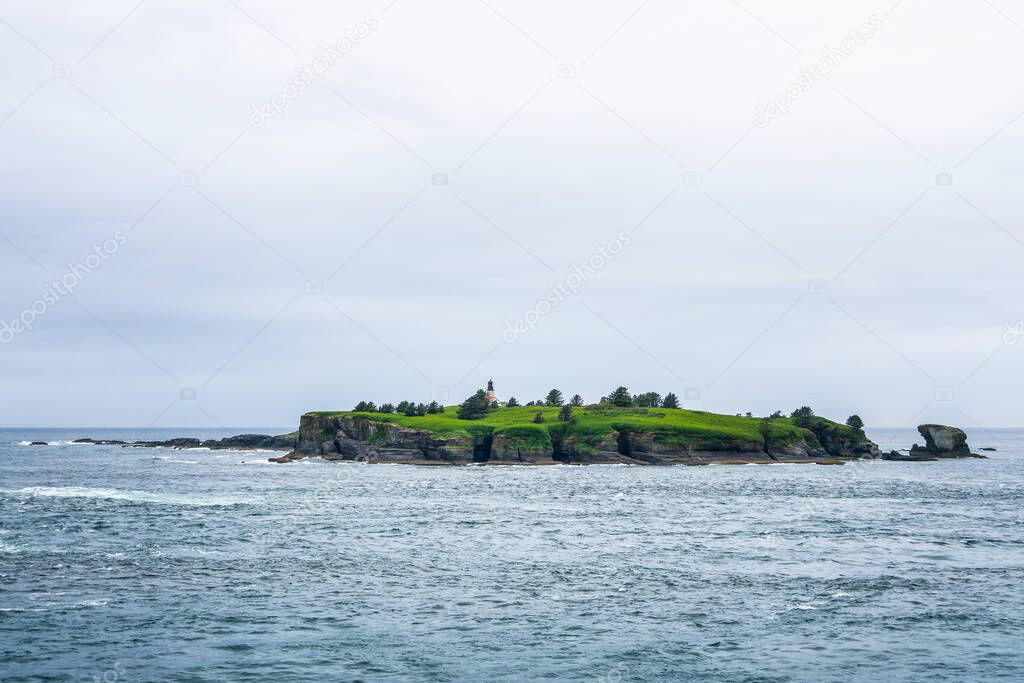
[5,486,247,507]
[785,603,818,611]
[74,599,109,608]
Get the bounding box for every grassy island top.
[306,406,865,451]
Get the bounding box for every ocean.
[1,427,1022,682]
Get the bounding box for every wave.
[4,486,248,507]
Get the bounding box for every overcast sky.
[1,0,1022,430]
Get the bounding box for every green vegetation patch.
[304,405,858,451]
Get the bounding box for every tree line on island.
[350,386,866,435]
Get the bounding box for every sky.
[1,0,1022,430]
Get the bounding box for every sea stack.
[909,424,982,458]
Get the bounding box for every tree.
[426,401,441,414]
[633,392,661,408]
[457,390,489,420]
[558,404,573,422]
[353,401,370,412]
[525,401,535,407]
[569,394,584,407]
[791,406,814,427]
[545,389,564,407]
[364,402,376,412]
[403,402,418,416]
[415,403,428,416]
[533,411,546,424]
[745,412,753,418]
[769,410,783,419]
[662,393,679,409]
[506,396,520,407]
[846,414,864,432]
[379,403,395,413]
[396,400,411,414]
[608,386,632,407]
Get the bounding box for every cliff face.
[282,414,881,466]
[291,414,476,463]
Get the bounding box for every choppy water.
[1,426,1023,682]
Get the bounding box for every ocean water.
[1,426,1023,682]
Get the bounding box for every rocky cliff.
[277,413,882,466]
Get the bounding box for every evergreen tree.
[364,402,376,412]
[533,411,545,424]
[633,392,661,408]
[379,403,395,413]
[506,397,520,407]
[608,386,632,407]
[558,404,573,422]
[569,394,584,407]
[353,401,370,412]
[426,401,441,414]
[662,393,679,409]
[791,406,815,427]
[396,400,411,414]
[769,410,783,419]
[846,415,864,432]
[403,402,418,416]
[415,403,427,416]
[545,389,564,407]
[457,390,489,420]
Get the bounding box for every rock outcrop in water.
[274,413,882,466]
[882,424,984,460]
[73,433,298,451]
[910,424,982,458]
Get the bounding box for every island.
[66,384,986,466]
[275,404,882,466]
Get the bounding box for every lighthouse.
[485,378,497,404]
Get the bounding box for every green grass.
[305,406,859,450]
